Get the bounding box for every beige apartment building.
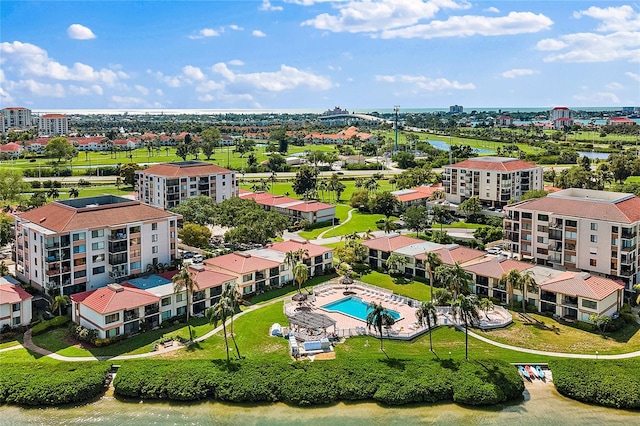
[504,188,640,291]
[136,161,237,210]
[443,157,543,207]
[39,113,69,136]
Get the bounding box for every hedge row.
[30,315,70,336]
[550,359,640,409]
[114,358,523,406]
[0,363,110,406]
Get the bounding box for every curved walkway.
[12,300,640,362]
[316,208,356,240]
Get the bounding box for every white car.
[485,247,501,255]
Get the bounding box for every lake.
[2,381,635,425]
[427,140,494,154]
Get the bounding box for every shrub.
[0,362,110,406]
[451,360,524,406]
[550,359,640,409]
[31,315,69,336]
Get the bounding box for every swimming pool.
[322,296,402,321]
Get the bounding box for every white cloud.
[536,39,567,51]
[229,25,243,31]
[573,5,640,32]
[111,95,147,106]
[538,31,640,63]
[69,84,103,96]
[285,0,345,5]
[501,68,538,79]
[379,11,553,39]
[154,71,182,88]
[189,28,220,39]
[3,79,65,98]
[260,0,283,11]
[67,24,96,40]
[0,41,124,84]
[626,71,640,82]
[605,82,623,90]
[484,6,499,14]
[228,59,245,66]
[303,0,471,33]
[155,89,164,96]
[212,63,332,91]
[375,73,475,90]
[573,92,621,105]
[182,65,206,82]
[253,30,267,37]
[135,84,149,95]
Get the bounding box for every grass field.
[359,271,432,301]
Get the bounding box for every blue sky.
[1,1,639,111]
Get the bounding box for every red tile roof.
[205,252,280,274]
[511,193,640,223]
[0,284,33,304]
[415,245,486,266]
[71,283,159,315]
[539,272,624,300]
[552,107,569,110]
[463,257,533,279]
[138,162,232,177]
[189,266,237,290]
[267,240,332,258]
[240,191,334,212]
[16,199,178,233]
[448,157,538,172]
[286,201,335,212]
[0,142,22,152]
[42,114,66,119]
[361,235,424,252]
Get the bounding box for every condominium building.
[239,190,336,224]
[136,161,237,210]
[550,106,574,130]
[442,157,543,207]
[0,278,33,328]
[504,188,640,290]
[14,196,181,296]
[1,107,33,133]
[39,114,69,136]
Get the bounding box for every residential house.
[239,190,336,224]
[0,142,23,158]
[267,240,334,277]
[392,184,443,209]
[205,252,283,296]
[0,280,33,328]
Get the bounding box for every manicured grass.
[298,204,352,240]
[477,311,640,355]
[330,211,391,237]
[359,271,432,301]
[625,176,640,183]
[0,340,21,350]
[442,222,486,229]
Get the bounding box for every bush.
[30,315,69,336]
[550,359,640,409]
[114,358,522,407]
[0,362,110,406]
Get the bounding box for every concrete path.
[0,343,24,353]
[317,208,356,240]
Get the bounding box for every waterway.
[2,382,635,425]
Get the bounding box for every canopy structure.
[292,290,310,302]
[287,311,336,331]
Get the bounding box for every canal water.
[1,382,635,425]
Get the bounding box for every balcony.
[193,291,205,302]
[621,266,636,276]
[144,304,160,316]
[109,231,127,241]
[124,310,140,322]
[621,244,636,253]
[621,230,635,239]
[541,292,557,303]
[109,253,128,265]
[549,244,562,252]
[109,269,128,280]
[562,297,578,308]
[109,241,128,253]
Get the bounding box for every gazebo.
[287,311,337,341]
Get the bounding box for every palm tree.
[223,281,243,359]
[451,294,481,360]
[0,261,9,276]
[436,263,471,298]
[172,265,200,341]
[517,270,537,313]
[423,251,442,301]
[382,217,394,234]
[385,253,406,275]
[416,300,438,355]
[499,268,521,308]
[432,288,452,306]
[50,294,70,316]
[431,205,448,233]
[205,297,233,363]
[47,188,59,200]
[292,261,309,293]
[365,301,395,358]
[479,298,494,320]
[68,187,79,198]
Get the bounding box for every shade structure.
[287,311,336,331]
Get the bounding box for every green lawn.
[0,340,21,350]
[477,311,640,355]
[298,204,352,240]
[625,176,640,183]
[359,271,432,301]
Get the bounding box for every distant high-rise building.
[39,114,69,136]
[1,107,33,133]
[550,106,574,130]
[449,105,464,114]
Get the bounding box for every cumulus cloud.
[252,30,267,37]
[189,28,220,39]
[536,39,567,51]
[537,31,640,63]
[135,84,149,95]
[501,68,538,79]
[228,25,243,31]
[67,24,96,40]
[228,59,245,66]
[260,0,283,11]
[626,71,640,82]
[573,5,640,32]
[375,73,475,90]
[379,11,553,39]
[3,79,65,98]
[0,41,125,84]
[68,84,104,96]
[484,6,499,14]
[182,65,206,82]
[605,82,624,90]
[303,0,471,33]
[211,63,332,91]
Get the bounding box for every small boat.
[518,365,530,379]
[525,365,537,379]
[535,365,545,379]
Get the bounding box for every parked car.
[182,251,195,259]
[192,254,203,264]
[485,247,501,255]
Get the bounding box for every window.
[324,252,331,259]
[105,313,119,324]
[537,236,545,243]
[13,317,20,326]
[486,179,490,184]
[582,299,597,309]
[243,273,252,283]
[176,293,185,303]
[93,266,105,274]
[590,223,598,231]
[161,297,171,307]
[612,226,619,233]
[152,223,158,231]
[538,214,549,222]
[106,328,120,338]
[74,258,86,266]
[589,259,597,267]
[590,248,598,254]
[612,238,619,246]
[92,241,105,250]
[73,245,86,254]
[177,306,186,316]
[564,231,577,239]
[129,226,140,233]
[130,261,141,270]
[152,234,158,242]
[612,251,618,258]
[152,246,158,254]
[565,254,576,263]
[162,310,172,321]
[522,212,532,219]
[12,303,20,312]
[72,232,86,241]
[590,235,597,243]
[91,229,104,238]
[566,220,577,227]
[92,254,105,263]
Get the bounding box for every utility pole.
[394,105,400,152]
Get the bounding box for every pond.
[426,139,495,154]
